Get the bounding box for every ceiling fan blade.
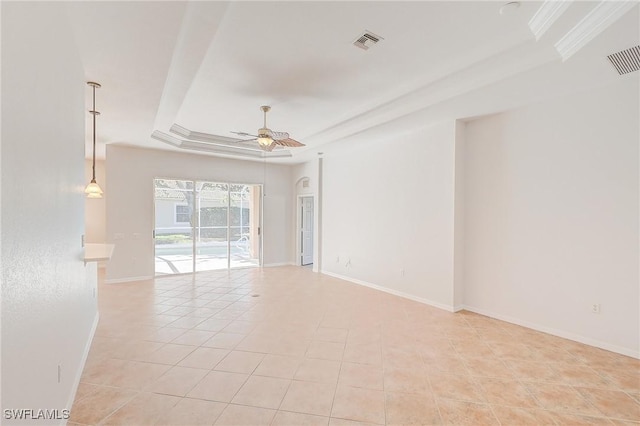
[274,138,305,147]
[266,130,290,140]
[231,131,259,138]
[236,107,301,150]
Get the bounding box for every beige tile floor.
[71,266,640,425]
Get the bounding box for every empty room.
[1,1,638,425]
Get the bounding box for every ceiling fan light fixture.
[257,135,273,147]
[257,136,273,147]
[257,125,272,147]
[230,105,305,151]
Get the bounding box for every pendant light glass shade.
[86,81,102,198]
[85,180,103,198]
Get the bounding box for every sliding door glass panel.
[195,182,229,272]
[154,179,260,276]
[154,179,194,275]
[230,184,260,268]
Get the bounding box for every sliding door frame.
[153,177,263,276]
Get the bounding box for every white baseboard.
[321,270,455,312]
[462,304,640,359]
[263,262,295,268]
[64,311,99,424]
[105,275,153,284]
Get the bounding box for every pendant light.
[85,81,103,198]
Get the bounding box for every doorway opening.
[300,196,314,266]
[154,179,261,275]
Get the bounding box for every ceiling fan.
[231,106,305,151]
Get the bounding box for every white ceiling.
[64,1,639,164]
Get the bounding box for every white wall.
[105,145,292,282]
[453,120,466,310]
[321,121,457,310]
[1,2,98,421]
[463,77,639,356]
[85,159,107,243]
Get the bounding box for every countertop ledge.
[84,243,115,262]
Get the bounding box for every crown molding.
[170,123,246,144]
[528,0,572,40]
[168,123,191,138]
[151,130,182,147]
[555,0,637,61]
[150,130,292,158]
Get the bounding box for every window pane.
[154,179,194,275]
[195,182,228,271]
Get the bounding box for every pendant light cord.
[85,81,103,198]
[91,84,97,182]
[87,81,101,183]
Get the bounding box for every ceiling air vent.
[607,45,640,75]
[353,31,383,50]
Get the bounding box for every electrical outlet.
[336,256,340,263]
[400,268,405,277]
[591,304,601,314]
[81,234,85,248]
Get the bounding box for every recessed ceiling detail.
[61,1,637,163]
[353,30,383,50]
[170,124,247,145]
[607,45,640,75]
[151,129,292,159]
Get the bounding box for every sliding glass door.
[154,179,195,275]
[229,184,260,269]
[195,182,229,272]
[154,179,260,276]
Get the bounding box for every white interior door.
[301,197,313,266]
